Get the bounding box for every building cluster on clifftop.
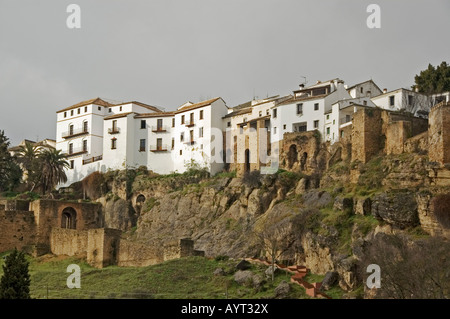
[54,79,450,187]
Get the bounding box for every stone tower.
[428,102,450,164]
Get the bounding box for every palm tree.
[16,142,41,190]
[38,148,69,194]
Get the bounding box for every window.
[180,132,184,142]
[71,110,74,116]
[111,138,117,149]
[314,103,319,111]
[200,144,203,149]
[69,143,73,154]
[157,119,163,130]
[83,121,88,132]
[408,95,414,106]
[112,120,118,131]
[200,110,203,120]
[360,87,363,94]
[172,118,175,127]
[190,113,194,124]
[273,127,277,134]
[341,130,344,138]
[181,115,185,124]
[156,138,162,150]
[98,106,101,111]
[314,120,319,129]
[120,106,122,112]
[363,100,367,106]
[84,106,87,113]
[266,109,269,116]
[69,125,74,136]
[82,140,87,152]
[64,112,67,118]
[259,111,262,117]
[70,160,74,169]
[109,108,112,113]
[273,109,277,118]
[297,103,303,115]
[389,95,395,106]
[171,138,175,150]
[346,115,351,122]
[333,120,335,125]
[139,139,146,152]
[283,124,286,130]
[141,120,146,129]
[180,150,182,155]
[227,121,231,127]
[77,108,80,114]
[199,127,203,138]
[326,127,330,135]
[326,114,330,120]
[189,130,194,144]
[243,117,247,123]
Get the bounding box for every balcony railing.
[183,140,196,146]
[82,155,103,165]
[151,126,169,133]
[150,145,169,152]
[185,121,195,127]
[108,127,120,134]
[65,147,88,157]
[62,127,89,139]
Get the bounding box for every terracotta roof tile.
[103,112,134,120]
[134,112,175,118]
[57,98,112,113]
[175,97,221,113]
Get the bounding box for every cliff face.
[85,150,450,297]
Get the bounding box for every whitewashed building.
[56,97,229,187]
[271,79,352,142]
[371,88,431,118]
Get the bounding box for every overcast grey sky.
[1,0,449,145]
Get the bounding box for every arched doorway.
[135,194,146,217]
[287,144,298,169]
[245,149,250,173]
[61,207,77,229]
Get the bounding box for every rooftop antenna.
[299,76,308,88]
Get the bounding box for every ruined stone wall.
[118,239,164,267]
[87,228,121,268]
[29,200,103,255]
[50,228,88,257]
[0,209,36,253]
[429,102,450,164]
[386,121,412,155]
[404,131,428,154]
[351,108,383,163]
[279,131,320,174]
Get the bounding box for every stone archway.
[61,207,77,229]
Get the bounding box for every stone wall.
[429,102,450,164]
[86,228,121,268]
[279,131,320,174]
[50,228,88,256]
[0,209,36,253]
[386,121,412,155]
[118,239,164,267]
[351,108,383,163]
[404,131,428,154]
[416,193,450,239]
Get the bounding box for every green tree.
[16,141,42,191]
[38,148,69,194]
[0,130,22,192]
[413,61,450,94]
[0,249,31,299]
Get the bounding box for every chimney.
[299,84,305,89]
[383,88,387,94]
[316,80,321,84]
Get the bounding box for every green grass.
[0,254,314,299]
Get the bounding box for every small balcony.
[185,121,195,127]
[62,127,89,139]
[65,147,88,158]
[108,127,120,134]
[82,155,103,165]
[151,126,168,133]
[150,145,169,152]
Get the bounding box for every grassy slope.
[0,253,315,299]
